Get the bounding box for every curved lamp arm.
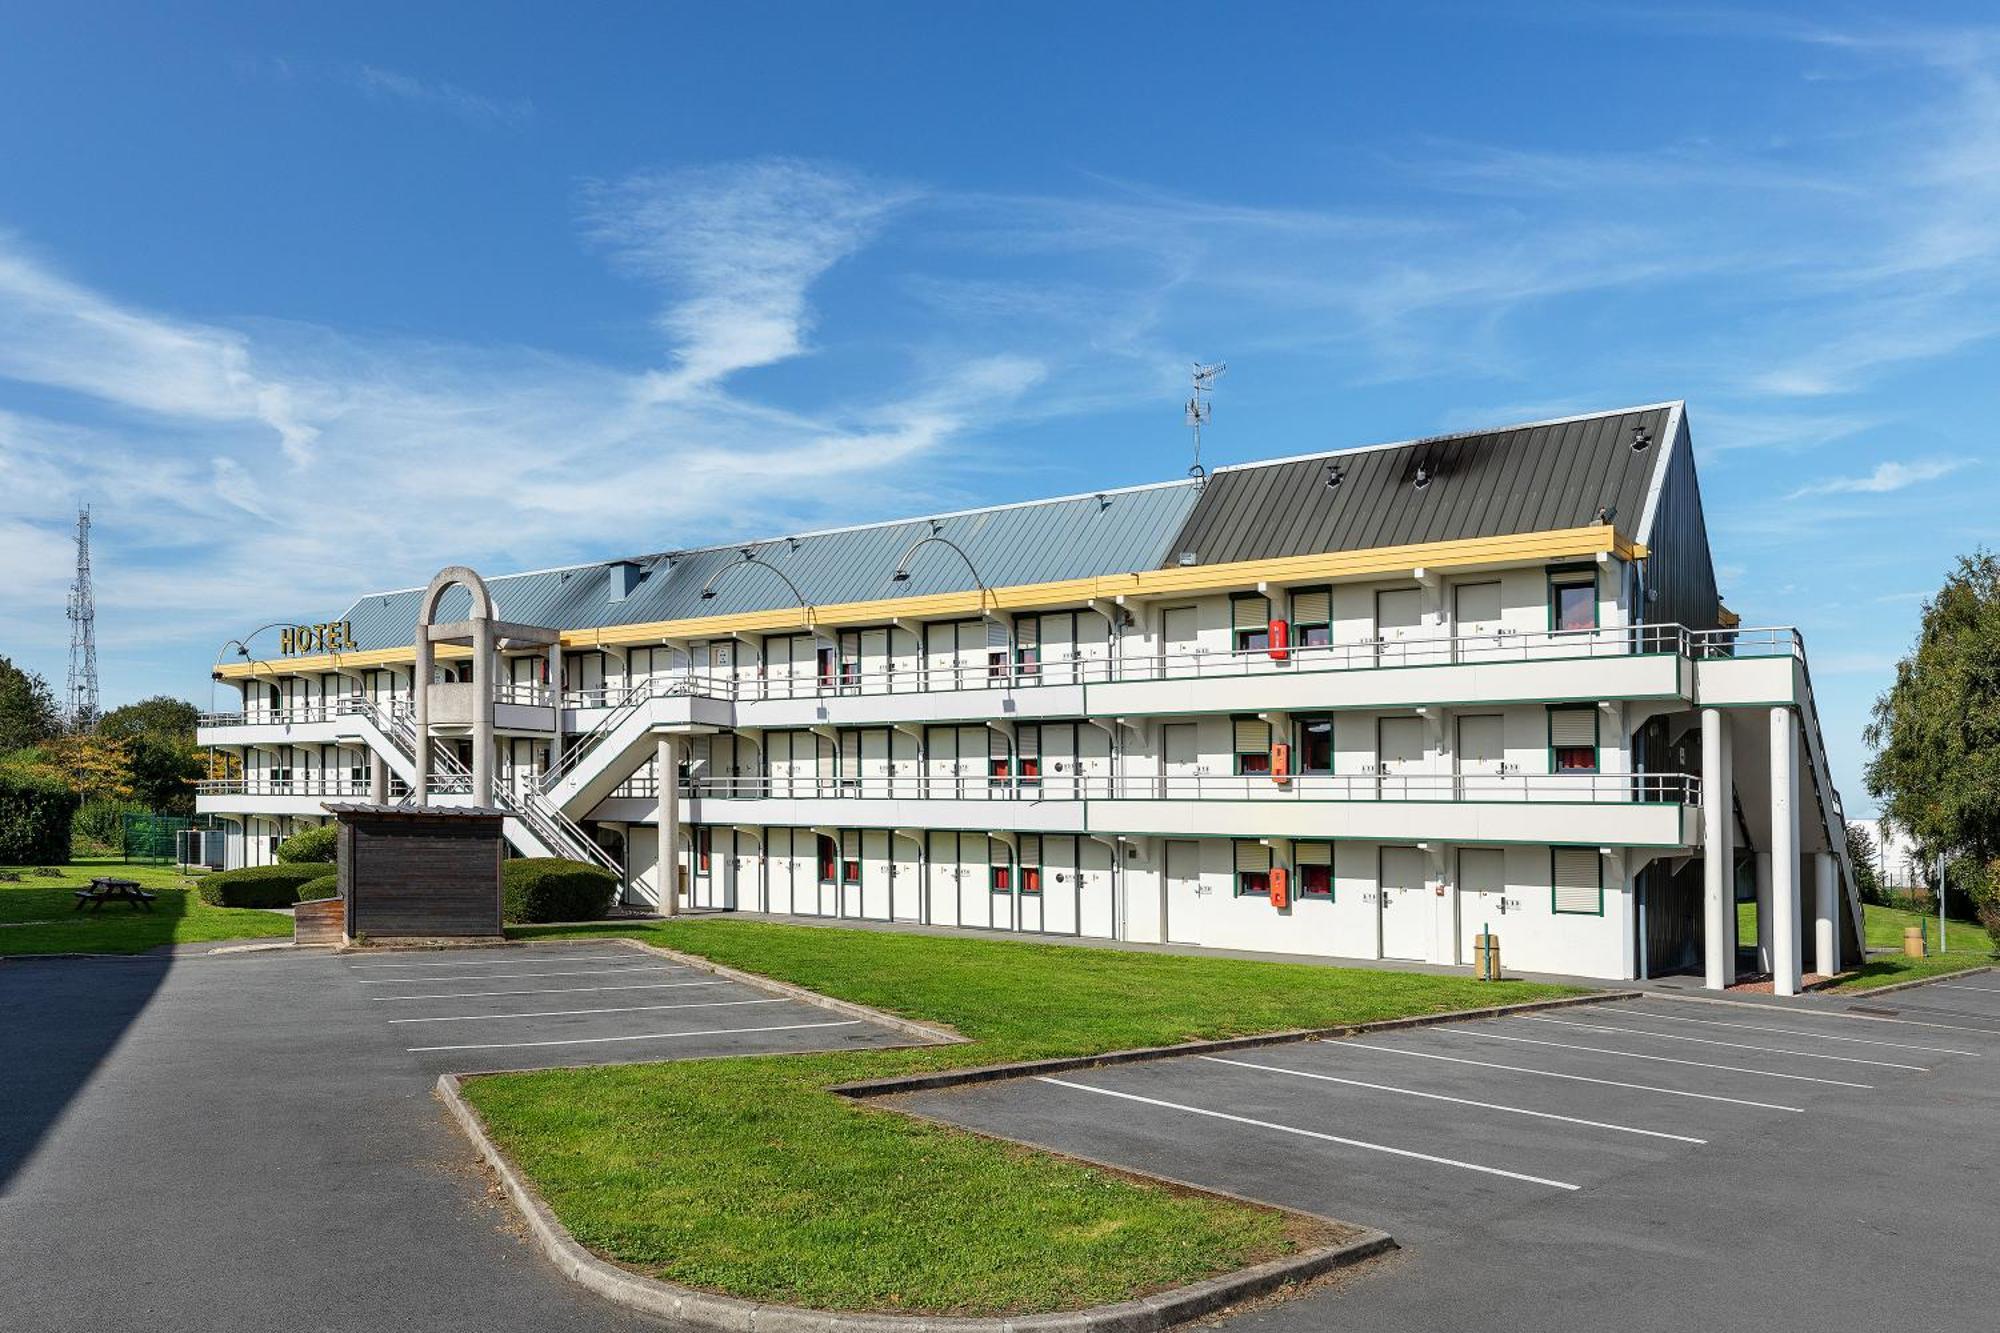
[698,550,817,630]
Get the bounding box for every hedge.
[503,857,617,924]
[275,824,338,864]
[0,768,80,864]
[296,873,339,902]
[196,863,331,909]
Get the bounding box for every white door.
[1164,839,1204,944]
[925,831,960,926]
[1377,716,1426,798]
[1453,581,1504,662]
[1455,714,1505,799]
[1456,847,1509,964]
[859,628,889,694]
[1379,845,1431,961]
[1375,588,1424,667]
[1161,606,1199,678]
[1162,723,1199,799]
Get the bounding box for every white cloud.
[1786,458,1968,499]
[349,65,533,126]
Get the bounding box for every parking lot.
[342,938,915,1074]
[898,977,2000,1331]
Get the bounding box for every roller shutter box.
[1550,709,1596,748]
[1234,841,1272,873]
[1232,596,1271,631]
[1553,847,1602,914]
[1234,717,1271,752]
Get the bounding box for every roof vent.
[607,560,642,604]
[1631,424,1653,452]
[1413,459,1433,491]
[1177,552,1199,567]
[1325,462,1344,489]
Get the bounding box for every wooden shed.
[325,804,506,942]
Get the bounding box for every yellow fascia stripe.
[219,525,1641,677]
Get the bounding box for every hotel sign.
[279,621,358,655]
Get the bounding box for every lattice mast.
[65,505,99,730]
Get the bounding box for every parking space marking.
[1682,994,2000,1037]
[1625,1004,1981,1057]
[1327,1040,1806,1111]
[407,1018,861,1053]
[347,954,643,970]
[1034,1076,1580,1190]
[1194,1055,1706,1144]
[353,965,680,985]
[387,998,785,1024]
[1936,982,2000,994]
[1522,1015,1929,1071]
[1472,1030,1873,1089]
[371,979,730,1002]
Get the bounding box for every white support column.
[1814,851,1840,977]
[657,734,681,917]
[1755,853,1773,974]
[369,752,388,805]
[1769,706,1801,996]
[412,636,433,806]
[1701,708,1734,989]
[471,620,496,808]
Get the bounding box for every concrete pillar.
[1755,853,1773,974]
[657,734,681,917]
[369,752,388,805]
[1814,851,1840,977]
[471,620,495,808]
[412,634,433,806]
[1701,708,1734,989]
[1769,707,1801,996]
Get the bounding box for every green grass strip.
[1,857,292,956]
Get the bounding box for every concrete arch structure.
[413,566,500,807]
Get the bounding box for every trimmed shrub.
[275,823,338,864]
[503,857,617,924]
[0,768,80,864]
[196,862,330,908]
[296,873,339,903]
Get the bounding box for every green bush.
[503,857,617,924]
[296,873,340,903]
[0,767,80,864]
[275,823,338,864]
[73,798,145,853]
[196,862,330,908]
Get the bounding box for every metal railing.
[615,770,1699,806]
[197,777,373,798]
[1688,626,1804,659]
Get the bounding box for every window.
[1019,835,1042,895]
[1295,715,1333,775]
[989,839,1013,892]
[697,827,712,874]
[1291,588,1331,648]
[1234,716,1272,775]
[986,621,1010,679]
[1551,575,1596,633]
[1296,841,1334,898]
[1234,841,1272,896]
[817,834,837,884]
[987,729,1012,786]
[841,830,861,885]
[1017,726,1041,787]
[816,645,837,688]
[1232,594,1272,654]
[1549,707,1598,773]
[1552,846,1603,914]
[1013,616,1041,676]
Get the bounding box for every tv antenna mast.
[1185,361,1226,487]
[65,505,100,730]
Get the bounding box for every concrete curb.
[438,1071,1393,1333]
[1828,963,1997,999]
[610,935,968,1047]
[833,990,1633,1099]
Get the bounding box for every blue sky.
[2,3,1997,813]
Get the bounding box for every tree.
[0,655,61,754]
[28,733,135,803]
[1845,824,1882,904]
[1866,550,2000,947]
[99,696,200,743]
[100,695,203,815]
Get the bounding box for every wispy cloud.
[348,64,534,127]
[1786,458,1968,499]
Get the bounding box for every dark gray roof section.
[1161,404,1679,567]
[334,481,1201,652]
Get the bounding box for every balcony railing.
[197,776,375,798]
[613,770,1699,805]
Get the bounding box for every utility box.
[325,804,505,943]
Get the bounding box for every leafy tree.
[27,733,136,803]
[99,696,201,743]
[1845,823,1882,904]
[1866,550,2000,946]
[99,695,204,815]
[0,655,62,753]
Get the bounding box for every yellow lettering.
[279,627,295,655]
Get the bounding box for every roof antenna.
[1185,361,1226,488]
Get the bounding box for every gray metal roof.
[335,481,1201,651]
[1161,403,1679,567]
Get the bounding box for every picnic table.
[73,876,157,912]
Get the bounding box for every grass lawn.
[1828,902,1998,992]
[464,918,1579,1315]
[0,856,294,956]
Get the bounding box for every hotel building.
[197,403,1860,993]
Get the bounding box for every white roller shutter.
[986,621,1009,651]
[1233,717,1271,753]
[1234,841,1271,873]
[1232,596,1271,631]
[1291,589,1330,625]
[1015,618,1039,649]
[1552,847,1602,914]
[988,729,1011,760]
[1295,841,1333,866]
[989,838,1012,868]
[1019,834,1041,866]
[1550,709,1596,748]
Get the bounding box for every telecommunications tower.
[65,505,99,729]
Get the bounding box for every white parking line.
[1194,1055,1706,1144]
[1471,1031,1873,1089]
[1035,1076,1579,1190]
[389,998,785,1024]
[1333,1041,1805,1112]
[1522,1015,1929,1072]
[347,954,642,970]
[1626,1004,1981,1057]
[1937,983,2000,995]
[372,980,729,1002]
[407,1018,861,1053]
[1668,994,2000,1037]
[353,966,678,985]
